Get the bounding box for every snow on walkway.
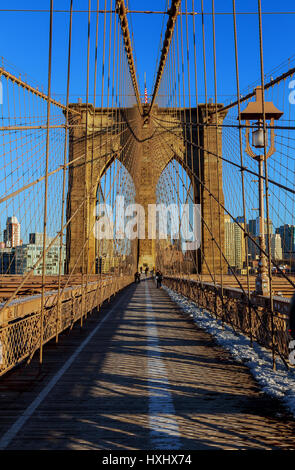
[164,285,295,418]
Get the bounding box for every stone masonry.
[66,103,227,275]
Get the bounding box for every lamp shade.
[252,127,268,149]
[239,86,283,121]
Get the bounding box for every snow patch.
[163,285,295,417]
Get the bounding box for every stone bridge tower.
[66,103,227,275]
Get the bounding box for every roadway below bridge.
[0,279,294,450]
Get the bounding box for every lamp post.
[240,86,283,296]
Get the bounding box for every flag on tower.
[144,72,148,104]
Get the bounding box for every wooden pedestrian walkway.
[0,279,294,450]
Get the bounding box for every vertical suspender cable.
[211,0,224,319]
[232,0,253,345]
[40,0,53,364]
[56,0,73,342]
[257,0,276,369]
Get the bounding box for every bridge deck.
[0,279,294,450]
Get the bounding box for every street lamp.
[240,86,283,296]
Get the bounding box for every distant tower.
[4,216,21,247]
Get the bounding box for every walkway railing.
[163,276,291,363]
[0,275,132,377]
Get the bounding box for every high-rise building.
[15,232,64,275]
[3,216,21,248]
[248,217,273,237]
[29,232,59,247]
[0,247,16,274]
[224,215,235,268]
[247,217,273,259]
[271,233,283,260]
[247,219,259,259]
[276,225,295,259]
[224,214,246,271]
[234,220,246,270]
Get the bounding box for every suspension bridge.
[0,0,295,451]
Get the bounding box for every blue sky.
[0,1,294,103]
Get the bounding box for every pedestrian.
[134,271,140,283]
[155,270,162,288]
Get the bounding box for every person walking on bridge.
[134,271,141,283]
[155,270,163,289]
